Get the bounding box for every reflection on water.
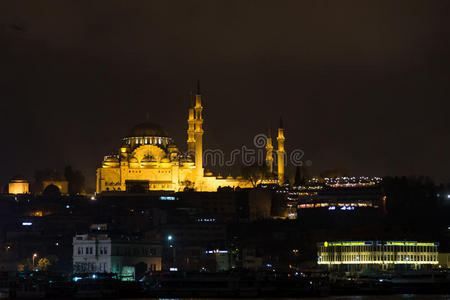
[117,296,450,300]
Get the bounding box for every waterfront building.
[295,177,384,210]
[317,241,439,273]
[8,177,29,195]
[42,180,69,195]
[438,253,450,269]
[73,233,161,280]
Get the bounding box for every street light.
[32,253,38,267]
[167,235,175,269]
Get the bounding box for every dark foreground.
[1,271,449,298]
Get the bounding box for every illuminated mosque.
[96,83,286,193]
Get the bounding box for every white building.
[73,233,161,280]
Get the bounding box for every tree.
[293,165,307,186]
[37,257,51,271]
[64,166,86,195]
[241,163,269,187]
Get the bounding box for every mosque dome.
[102,156,119,167]
[127,122,169,138]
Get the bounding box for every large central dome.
[127,122,169,138]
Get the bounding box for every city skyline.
[1,1,449,187]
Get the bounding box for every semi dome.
[102,156,119,168]
[141,155,157,167]
[129,157,139,168]
[105,156,119,162]
[127,122,169,138]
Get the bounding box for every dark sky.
[0,0,449,188]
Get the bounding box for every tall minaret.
[194,80,204,178]
[187,92,196,157]
[265,126,274,174]
[277,117,285,185]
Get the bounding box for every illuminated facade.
[8,178,29,194]
[291,177,385,210]
[96,85,273,193]
[276,118,285,185]
[42,180,69,195]
[317,241,439,272]
[73,233,161,280]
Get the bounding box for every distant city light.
[197,218,216,222]
[160,196,176,201]
[66,205,70,208]
[340,206,354,211]
[167,235,173,241]
[205,250,228,254]
[22,222,32,226]
[169,267,178,271]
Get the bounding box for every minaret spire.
[277,116,286,185]
[187,91,196,156]
[194,82,204,181]
[265,124,274,174]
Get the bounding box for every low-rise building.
[73,233,161,280]
[317,241,439,274]
[438,253,450,269]
[8,178,29,195]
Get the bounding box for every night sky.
[0,1,449,188]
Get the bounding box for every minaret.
[194,81,204,178]
[277,117,285,185]
[187,92,196,157]
[265,126,274,174]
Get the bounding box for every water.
[117,296,450,300]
